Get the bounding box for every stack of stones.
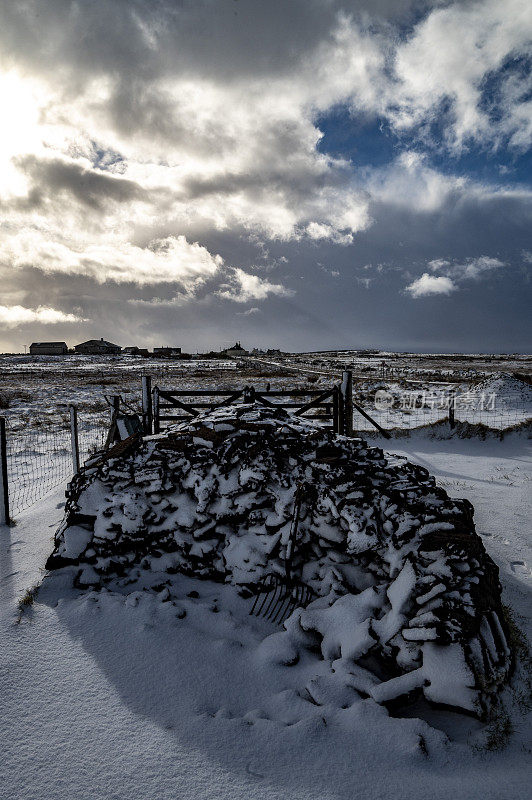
[47,402,512,716]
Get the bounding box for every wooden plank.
[352,401,391,439]
[252,400,331,410]
[158,389,326,398]
[162,397,201,417]
[211,391,244,408]
[158,415,195,421]
[294,388,334,417]
[158,390,246,398]
[257,390,326,397]
[159,401,247,409]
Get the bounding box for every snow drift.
[46,403,513,717]
[458,372,532,416]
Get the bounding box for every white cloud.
[237,307,261,316]
[364,151,467,211]
[428,255,506,280]
[390,0,532,151]
[356,277,373,289]
[217,268,294,303]
[0,233,222,289]
[405,273,457,298]
[0,304,85,328]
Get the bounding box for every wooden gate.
[141,371,388,439]
[152,385,343,432]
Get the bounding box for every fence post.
[69,405,80,475]
[153,386,160,434]
[243,385,255,403]
[142,375,152,434]
[332,386,339,434]
[340,370,353,436]
[0,417,10,525]
[449,388,456,429]
[110,395,120,421]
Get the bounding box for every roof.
[75,339,120,348]
[227,342,246,350]
[30,342,67,347]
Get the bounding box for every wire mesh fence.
[79,422,108,465]
[4,413,108,518]
[1,372,530,522]
[352,387,532,434]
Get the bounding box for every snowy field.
[0,352,530,799]
[1,352,531,521]
[1,428,531,799]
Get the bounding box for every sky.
[0,0,531,354]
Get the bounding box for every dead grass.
[16,584,40,622]
[484,708,515,751]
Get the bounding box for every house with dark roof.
[74,338,121,355]
[223,341,249,357]
[29,342,68,355]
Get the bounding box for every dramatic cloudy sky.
[0,0,531,353]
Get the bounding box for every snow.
[0,389,531,799]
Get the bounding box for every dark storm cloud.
[0,1,424,80]
[15,155,147,209]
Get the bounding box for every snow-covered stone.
[46,401,513,717]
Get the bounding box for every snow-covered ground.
[1,432,530,800]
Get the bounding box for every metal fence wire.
[5,415,107,517]
[1,378,530,521]
[351,389,532,433]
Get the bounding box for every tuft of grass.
[17,584,39,618]
[501,604,532,717]
[502,604,530,662]
[484,708,515,751]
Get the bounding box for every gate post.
[153,386,160,434]
[0,417,10,525]
[340,370,353,436]
[448,388,456,429]
[243,385,255,403]
[332,386,340,434]
[69,404,80,474]
[142,375,152,434]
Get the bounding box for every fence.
[0,406,107,523]
[2,371,528,526]
[350,386,532,434]
[144,372,392,439]
[143,372,531,439]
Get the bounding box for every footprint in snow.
[246,762,265,779]
[510,560,529,576]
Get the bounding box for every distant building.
[123,346,149,357]
[153,346,182,356]
[74,338,121,355]
[224,341,249,357]
[29,341,68,355]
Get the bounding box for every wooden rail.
[142,371,388,439]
